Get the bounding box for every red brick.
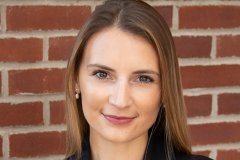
[50,101,66,124]
[0,73,1,95]
[49,36,76,60]
[217,35,240,57]
[193,151,211,158]
[181,65,240,89]
[190,122,240,145]
[9,68,65,95]
[217,149,240,160]
[174,36,212,58]
[218,93,240,115]
[0,102,43,126]
[184,95,212,117]
[0,136,2,157]
[154,6,172,27]
[0,38,42,62]
[179,6,240,29]
[10,131,66,157]
[7,6,91,31]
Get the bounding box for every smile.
[103,114,136,125]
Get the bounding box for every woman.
[65,0,212,160]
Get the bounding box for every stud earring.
[75,89,79,99]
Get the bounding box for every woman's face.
[76,27,161,143]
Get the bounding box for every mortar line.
[0,5,6,32]
[2,133,9,160]
[0,61,67,70]
[43,36,49,61]
[43,100,50,126]
[2,70,9,97]
[1,57,240,71]
[188,115,240,124]
[209,149,217,160]
[210,36,217,59]
[146,0,240,6]
[172,5,179,30]
[0,94,65,104]
[0,125,66,135]
[179,57,240,66]
[211,94,218,117]
[0,28,240,38]
[192,142,240,150]
[0,0,96,6]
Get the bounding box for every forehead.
[82,27,159,72]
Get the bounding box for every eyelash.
[137,75,154,83]
[91,70,154,83]
[92,70,111,80]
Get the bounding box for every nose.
[109,80,132,108]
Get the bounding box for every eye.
[93,70,111,80]
[137,75,154,83]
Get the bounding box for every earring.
[75,89,79,99]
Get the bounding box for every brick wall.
[0,0,239,159]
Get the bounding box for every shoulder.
[177,154,213,160]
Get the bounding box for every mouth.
[102,114,136,125]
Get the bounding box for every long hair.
[65,0,192,159]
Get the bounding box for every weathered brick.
[174,36,212,58]
[0,38,42,62]
[179,6,240,29]
[154,6,172,27]
[50,101,66,124]
[184,95,212,117]
[181,65,240,89]
[218,93,240,115]
[190,122,240,145]
[9,68,65,95]
[217,149,240,160]
[0,73,1,95]
[217,35,240,57]
[10,131,66,157]
[0,102,43,126]
[7,6,91,31]
[193,151,211,158]
[49,36,76,60]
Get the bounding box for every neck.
[89,129,148,160]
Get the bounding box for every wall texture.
[0,0,240,159]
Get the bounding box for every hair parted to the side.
[65,0,192,159]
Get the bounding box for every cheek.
[133,87,161,121]
[134,87,161,110]
[80,79,110,112]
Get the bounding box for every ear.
[75,82,80,93]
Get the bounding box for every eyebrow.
[133,70,160,77]
[87,64,160,77]
[87,64,115,72]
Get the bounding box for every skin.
[76,27,161,160]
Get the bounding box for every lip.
[103,114,136,125]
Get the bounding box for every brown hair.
[65,0,192,159]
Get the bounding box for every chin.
[102,132,135,143]
[100,127,147,144]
